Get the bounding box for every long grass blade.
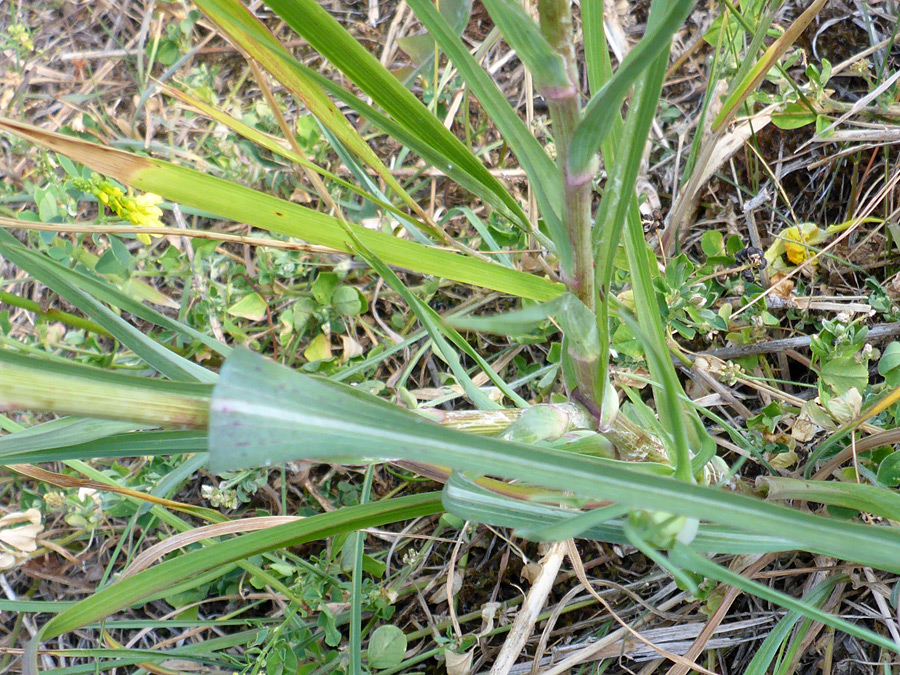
[0,118,563,301]
[569,0,695,174]
[252,0,533,231]
[208,349,900,574]
[403,0,570,268]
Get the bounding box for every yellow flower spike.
[125,191,164,245]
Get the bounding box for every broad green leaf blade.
[761,476,900,521]
[479,0,570,92]
[671,543,900,654]
[209,349,900,574]
[34,493,443,642]
[442,472,798,554]
[569,0,695,174]
[0,231,216,383]
[402,0,571,270]
[192,0,436,231]
[254,0,533,232]
[0,118,563,302]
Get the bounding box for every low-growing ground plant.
[2,0,900,672]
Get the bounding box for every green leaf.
[771,101,817,130]
[700,230,724,258]
[208,349,900,574]
[880,346,900,373]
[227,292,267,321]
[0,118,563,301]
[367,625,407,670]
[312,273,339,305]
[762,476,900,522]
[877,450,900,488]
[820,357,868,395]
[332,286,364,317]
[304,333,333,362]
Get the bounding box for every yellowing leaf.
[304,333,333,362]
[769,450,798,469]
[227,292,267,321]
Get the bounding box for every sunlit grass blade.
[0,118,563,301]
[192,0,437,231]
[160,83,441,240]
[249,0,534,232]
[208,348,900,574]
[403,0,570,269]
[569,0,695,174]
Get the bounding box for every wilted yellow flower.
[783,226,812,265]
[764,222,826,270]
[0,508,43,570]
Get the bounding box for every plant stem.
[0,290,111,337]
[538,0,596,310]
[0,356,210,428]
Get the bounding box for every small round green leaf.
[878,343,900,380]
[367,624,407,670]
[877,450,900,488]
[332,285,363,316]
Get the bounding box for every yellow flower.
[125,192,164,244]
[764,222,826,270]
[783,226,811,265]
